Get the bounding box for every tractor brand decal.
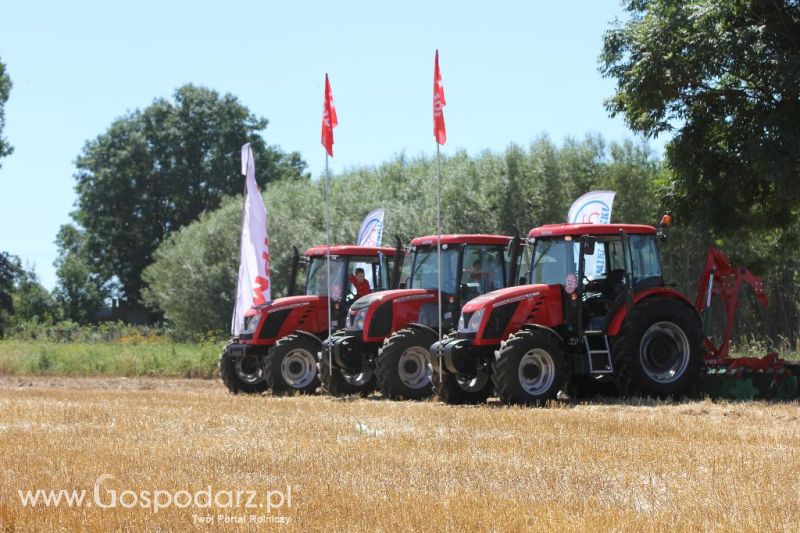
[395,294,436,303]
[565,273,578,294]
[269,302,309,313]
[496,292,540,307]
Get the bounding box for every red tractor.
[431,221,709,404]
[219,243,398,395]
[323,233,523,401]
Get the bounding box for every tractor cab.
[396,234,522,329]
[301,245,397,320]
[526,223,663,335]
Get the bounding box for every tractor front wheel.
[612,297,705,398]
[265,335,320,395]
[319,355,376,397]
[492,329,567,406]
[433,370,494,405]
[376,328,435,400]
[219,351,268,394]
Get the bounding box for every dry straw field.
[0,376,798,531]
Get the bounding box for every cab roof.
[528,223,656,238]
[411,234,512,247]
[305,244,397,257]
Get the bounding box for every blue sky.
[0,0,663,290]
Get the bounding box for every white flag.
[231,143,271,335]
[356,208,385,247]
[568,191,615,278]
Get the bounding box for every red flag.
[433,50,447,145]
[321,74,338,157]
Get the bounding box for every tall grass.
[0,340,222,378]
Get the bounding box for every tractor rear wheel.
[611,297,705,398]
[492,329,567,406]
[433,370,493,405]
[219,351,268,394]
[375,328,435,400]
[265,334,320,395]
[319,355,376,397]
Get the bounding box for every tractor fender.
[290,329,324,347]
[405,323,439,339]
[606,288,701,337]
[519,323,566,349]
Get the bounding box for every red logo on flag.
[433,50,447,145]
[321,74,338,157]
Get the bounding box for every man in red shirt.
[348,267,372,299]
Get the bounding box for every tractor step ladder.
[583,331,613,374]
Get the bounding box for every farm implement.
[695,247,800,400]
[430,218,800,404]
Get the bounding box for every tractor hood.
[352,288,436,309]
[256,294,327,315]
[462,284,550,313]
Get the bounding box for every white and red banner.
[356,209,385,247]
[433,50,447,145]
[321,74,338,157]
[568,190,616,277]
[231,143,271,335]
[567,191,616,225]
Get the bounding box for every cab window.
[629,235,662,282]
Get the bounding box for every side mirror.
[399,281,407,289]
[582,236,596,256]
[518,276,527,285]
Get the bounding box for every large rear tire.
[433,370,493,405]
[265,335,320,396]
[375,328,435,400]
[219,351,268,394]
[319,355,376,397]
[612,297,705,398]
[492,329,567,406]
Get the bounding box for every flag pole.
[436,143,443,384]
[325,153,332,374]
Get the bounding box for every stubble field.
[0,376,798,531]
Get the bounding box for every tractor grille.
[258,309,291,340]
[368,302,393,338]
[484,302,519,339]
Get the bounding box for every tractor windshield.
[408,247,459,294]
[529,239,577,285]
[305,256,347,298]
[410,244,507,298]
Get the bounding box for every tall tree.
[0,57,12,167]
[53,225,107,324]
[600,0,800,232]
[0,252,20,336]
[70,84,308,303]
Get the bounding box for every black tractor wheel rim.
[235,356,264,385]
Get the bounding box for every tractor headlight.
[347,307,369,331]
[242,313,262,335]
[457,308,485,334]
